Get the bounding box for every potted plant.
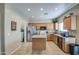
[52,18,58,23]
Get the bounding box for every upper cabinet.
[29,23,54,30]
[64,16,76,30]
[47,23,54,30]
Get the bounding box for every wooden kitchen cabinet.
[47,35,51,41]
[50,34,54,41]
[64,16,71,30]
[57,36,70,53]
[47,24,53,30]
[29,23,54,30]
[36,24,40,30]
[53,35,57,44]
[32,38,46,50]
[57,37,62,49]
[64,16,76,30]
[64,44,69,53]
[47,34,57,43]
[47,34,54,41]
[62,39,65,51]
[50,34,57,43]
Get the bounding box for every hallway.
[13,42,67,55]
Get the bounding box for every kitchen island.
[32,35,47,50]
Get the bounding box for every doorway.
[21,26,24,42]
[26,26,28,42]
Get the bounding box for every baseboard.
[0,52,6,55]
[9,45,22,55]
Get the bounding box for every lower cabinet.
[62,39,65,51]
[47,34,70,53]
[47,34,57,43]
[47,34,54,41]
[57,37,62,49]
[51,34,57,44]
[64,44,69,53]
[47,35,51,41]
[57,36,70,53]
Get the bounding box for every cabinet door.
[47,35,53,41]
[64,16,71,30]
[47,34,57,42]
[62,39,65,51]
[50,34,54,41]
[36,25,40,30]
[53,35,57,44]
[59,37,62,48]
[71,16,76,30]
[47,24,53,30]
[50,34,57,42]
[47,35,51,41]
[64,44,69,53]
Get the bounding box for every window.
[59,22,63,31]
[59,22,67,31]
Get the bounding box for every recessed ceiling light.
[40,8,44,11]
[44,13,48,15]
[27,8,31,11]
[55,8,58,10]
[32,16,34,18]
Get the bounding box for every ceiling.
[6,3,78,21]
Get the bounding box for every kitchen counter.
[54,34,65,38]
[55,34,76,44]
[47,33,76,53]
[32,35,47,38]
[47,33,76,44]
[48,33,75,38]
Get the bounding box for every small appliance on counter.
[64,32,69,37]
[40,26,47,35]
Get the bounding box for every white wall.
[58,4,79,44]
[0,3,5,55]
[0,14,1,54]
[29,19,52,23]
[5,4,28,54]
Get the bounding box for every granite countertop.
[54,34,76,39]
[47,33,76,39]
[55,34,76,44]
[54,34,65,38]
[32,35,47,38]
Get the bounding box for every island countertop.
[32,35,47,38]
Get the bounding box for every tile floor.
[13,41,68,55]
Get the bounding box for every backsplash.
[70,30,79,44]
